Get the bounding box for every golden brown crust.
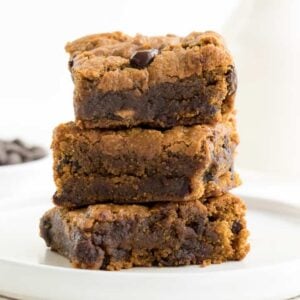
[66,31,236,129]
[65,32,131,54]
[40,193,249,270]
[52,121,239,207]
[67,31,232,92]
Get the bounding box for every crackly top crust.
[65,31,233,92]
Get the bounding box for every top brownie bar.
[66,31,237,129]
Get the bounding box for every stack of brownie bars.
[40,31,250,270]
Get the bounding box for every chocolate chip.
[130,49,159,68]
[208,215,218,222]
[0,148,7,164]
[28,146,47,160]
[226,66,237,96]
[232,221,243,234]
[0,138,46,166]
[56,156,70,173]
[7,152,22,165]
[204,163,218,182]
[12,138,27,148]
[68,60,74,68]
[204,171,214,182]
[5,142,24,154]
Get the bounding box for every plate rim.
[0,193,299,274]
[0,185,300,300]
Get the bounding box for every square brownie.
[52,120,240,208]
[66,31,236,129]
[40,193,249,270]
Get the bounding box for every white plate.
[0,197,299,300]
[0,168,300,300]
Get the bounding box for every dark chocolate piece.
[66,31,236,129]
[0,139,46,166]
[130,49,158,68]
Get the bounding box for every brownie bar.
[52,120,240,208]
[40,193,249,271]
[66,31,236,129]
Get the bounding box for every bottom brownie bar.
[40,193,249,271]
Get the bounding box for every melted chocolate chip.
[68,60,74,68]
[204,171,214,182]
[208,215,218,222]
[130,49,159,69]
[232,221,243,234]
[188,220,205,235]
[204,163,218,182]
[226,66,237,96]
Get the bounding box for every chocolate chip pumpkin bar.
[66,31,236,129]
[52,120,240,208]
[40,193,249,270]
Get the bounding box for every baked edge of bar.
[40,193,249,270]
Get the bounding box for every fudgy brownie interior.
[40,193,249,270]
[52,121,240,207]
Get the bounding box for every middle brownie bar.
[52,121,240,208]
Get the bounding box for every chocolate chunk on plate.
[0,139,47,166]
